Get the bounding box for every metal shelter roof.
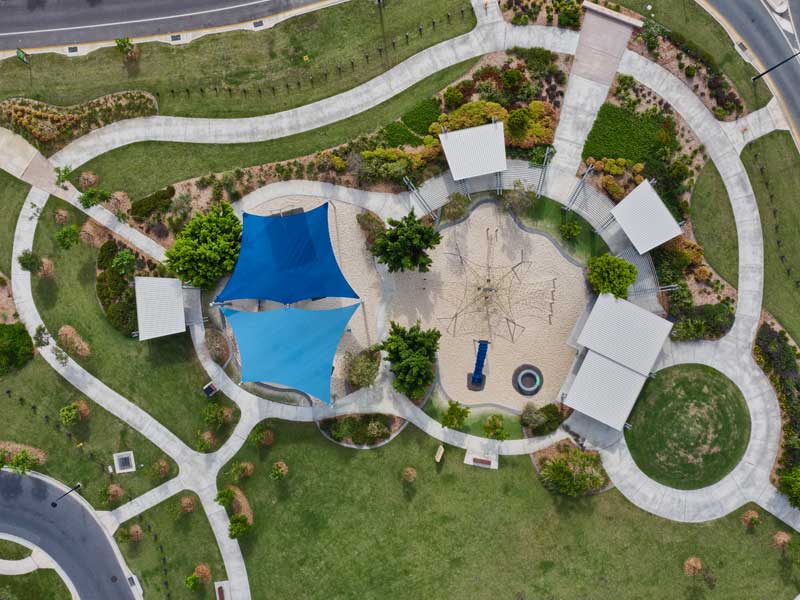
[439,122,508,181]
[134,277,186,341]
[611,180,682,254]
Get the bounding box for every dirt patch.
[205,328,230,365]
[228,485,253,525]
[78,171,98,190]
[39,258,55,278]
[58,325,91,358]
[0,442,47,464]
[54,209,69,225]
[0,277,17,323]
[532,438,578,470]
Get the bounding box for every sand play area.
[388,202,589,411]
[219,196,383,402]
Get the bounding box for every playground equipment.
[468,340,490,391]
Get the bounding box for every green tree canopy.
[441,400,470,429]
[0,323,33,375]
[370,210,441,273]
[55,224,81,250]
[111,248,136,276]
[379,321,440,401]
[586,253,638,299]
[165,202,242,288]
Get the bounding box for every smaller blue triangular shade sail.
[222,304,359,404]
[215,203,358,304]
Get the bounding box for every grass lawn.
[693,131,800,342]
[116,492,227,600]
[1,356,176,509]
[520,195,610,261]
[0,540,31,560]
[220,420,797,599]
[72,59,479,199]
[0,169,30,276]
[625,364,751,490]
[616,0,770,111]
[582,103,664,164]
[691,160,738,285]
[424,391,524,439]
[0,0,475,119]
[0,570,71,599]
[31,197,239,451]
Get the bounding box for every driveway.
[0,471,135,600]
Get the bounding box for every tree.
[0,323,34,375]
[347,350,380,390]
[9,450,36,475]
[215,488,235,509]
[59,403,79,428]
[115,37,134,56]
[520,402,546,430]
[55,225,80,250]
[539,446,606,497]
[111,249,136,277]
[586,253,638,299]
[441,400,470,429]
[17,250,42,273]
[483,414,509,440]
[370,210,441,273]
[165,202,242,288]
[78,188,111,209]
[779,466,800,507]
[402,467,417,484]
[184,574,201,591]
[443,86,465,110]
[379,321,440,401]
[228,514,251,539]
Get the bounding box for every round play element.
[513,364,543,396]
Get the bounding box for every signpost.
[15,48,30,65]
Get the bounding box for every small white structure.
[439,121,507,181]
[564,294,673,430]
[112,451,136,474]
[611,180,681,254]
[464,449,499,470]
[134,277,186,341]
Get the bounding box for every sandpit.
[389,203,588,411]
[225,196,382,402]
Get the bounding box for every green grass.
[625,364,751,490]
[0,570,71,599]
[423,392,524,439]
[0,169,30,275]
[692,131,800,342]
[616,0,770,111]
[692,161,738,285]
[72,59,479,199]
[519,195,610,261]
[582,103,664,164]
[31,197,238,451]
[1,356,176,508]
[0,540,31,560]
[0,0,475,119]
[220,420,797,599]
[116,492,226,600]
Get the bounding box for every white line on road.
[0,0,291,37]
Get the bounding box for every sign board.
[16,48,30,65]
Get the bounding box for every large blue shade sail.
[222,304,359,404]
[216,203,358,304]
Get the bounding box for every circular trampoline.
[513,364,543,396]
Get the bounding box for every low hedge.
[130,185,176,222]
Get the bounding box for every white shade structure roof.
[439,121,507,181]
[565,294,673,430]
[134,277,186,341]
[611,180,682,254]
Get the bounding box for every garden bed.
[502,0,583,29]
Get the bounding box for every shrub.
[184,574,201,591]
[180,496,195,514]
[166,202,242,288]
[17,250,42,273]
[215,488,235,509]
[521,403,546,429]
[556,0,581,29]
[359,147,425,184]
[356,211,385,247]
[347,350,380,390]
[128,524,144,542]
[97,240,118,269]
[129,185,176,222]
[194,564,212,585]
[9,450,37,475]
[507,101,556,147]
[79,187,111,209]
[430,100,508,135]
[203,402,226,430]
[511,47,556,78]
[539,445,606,497]
[441,400,470,429]
[559,221,581,241]
[106,289,137,335]
[33,325,49,347]
[379,320,440,401]
[111,249,136,276]
[248,422,274,447]
[228,514,251,539]
[483,414,509,440]
[441,192,470,221]
[401,98,442,135]
[402,467,417,484]
[508,108,531,139]
[370,211,441,273]
[586,254,638,298]
[270,461,289,481]
[0,323,34,375]
[380,122,421,147]
[59,403,79,427]
[55,224,80,250]
[443,86,465,111]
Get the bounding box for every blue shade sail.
[216,203,358,304]
[221,304,359,404]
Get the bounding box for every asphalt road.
[707,0,800,137]
[0,471,135,600]
[0,0,323,50]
